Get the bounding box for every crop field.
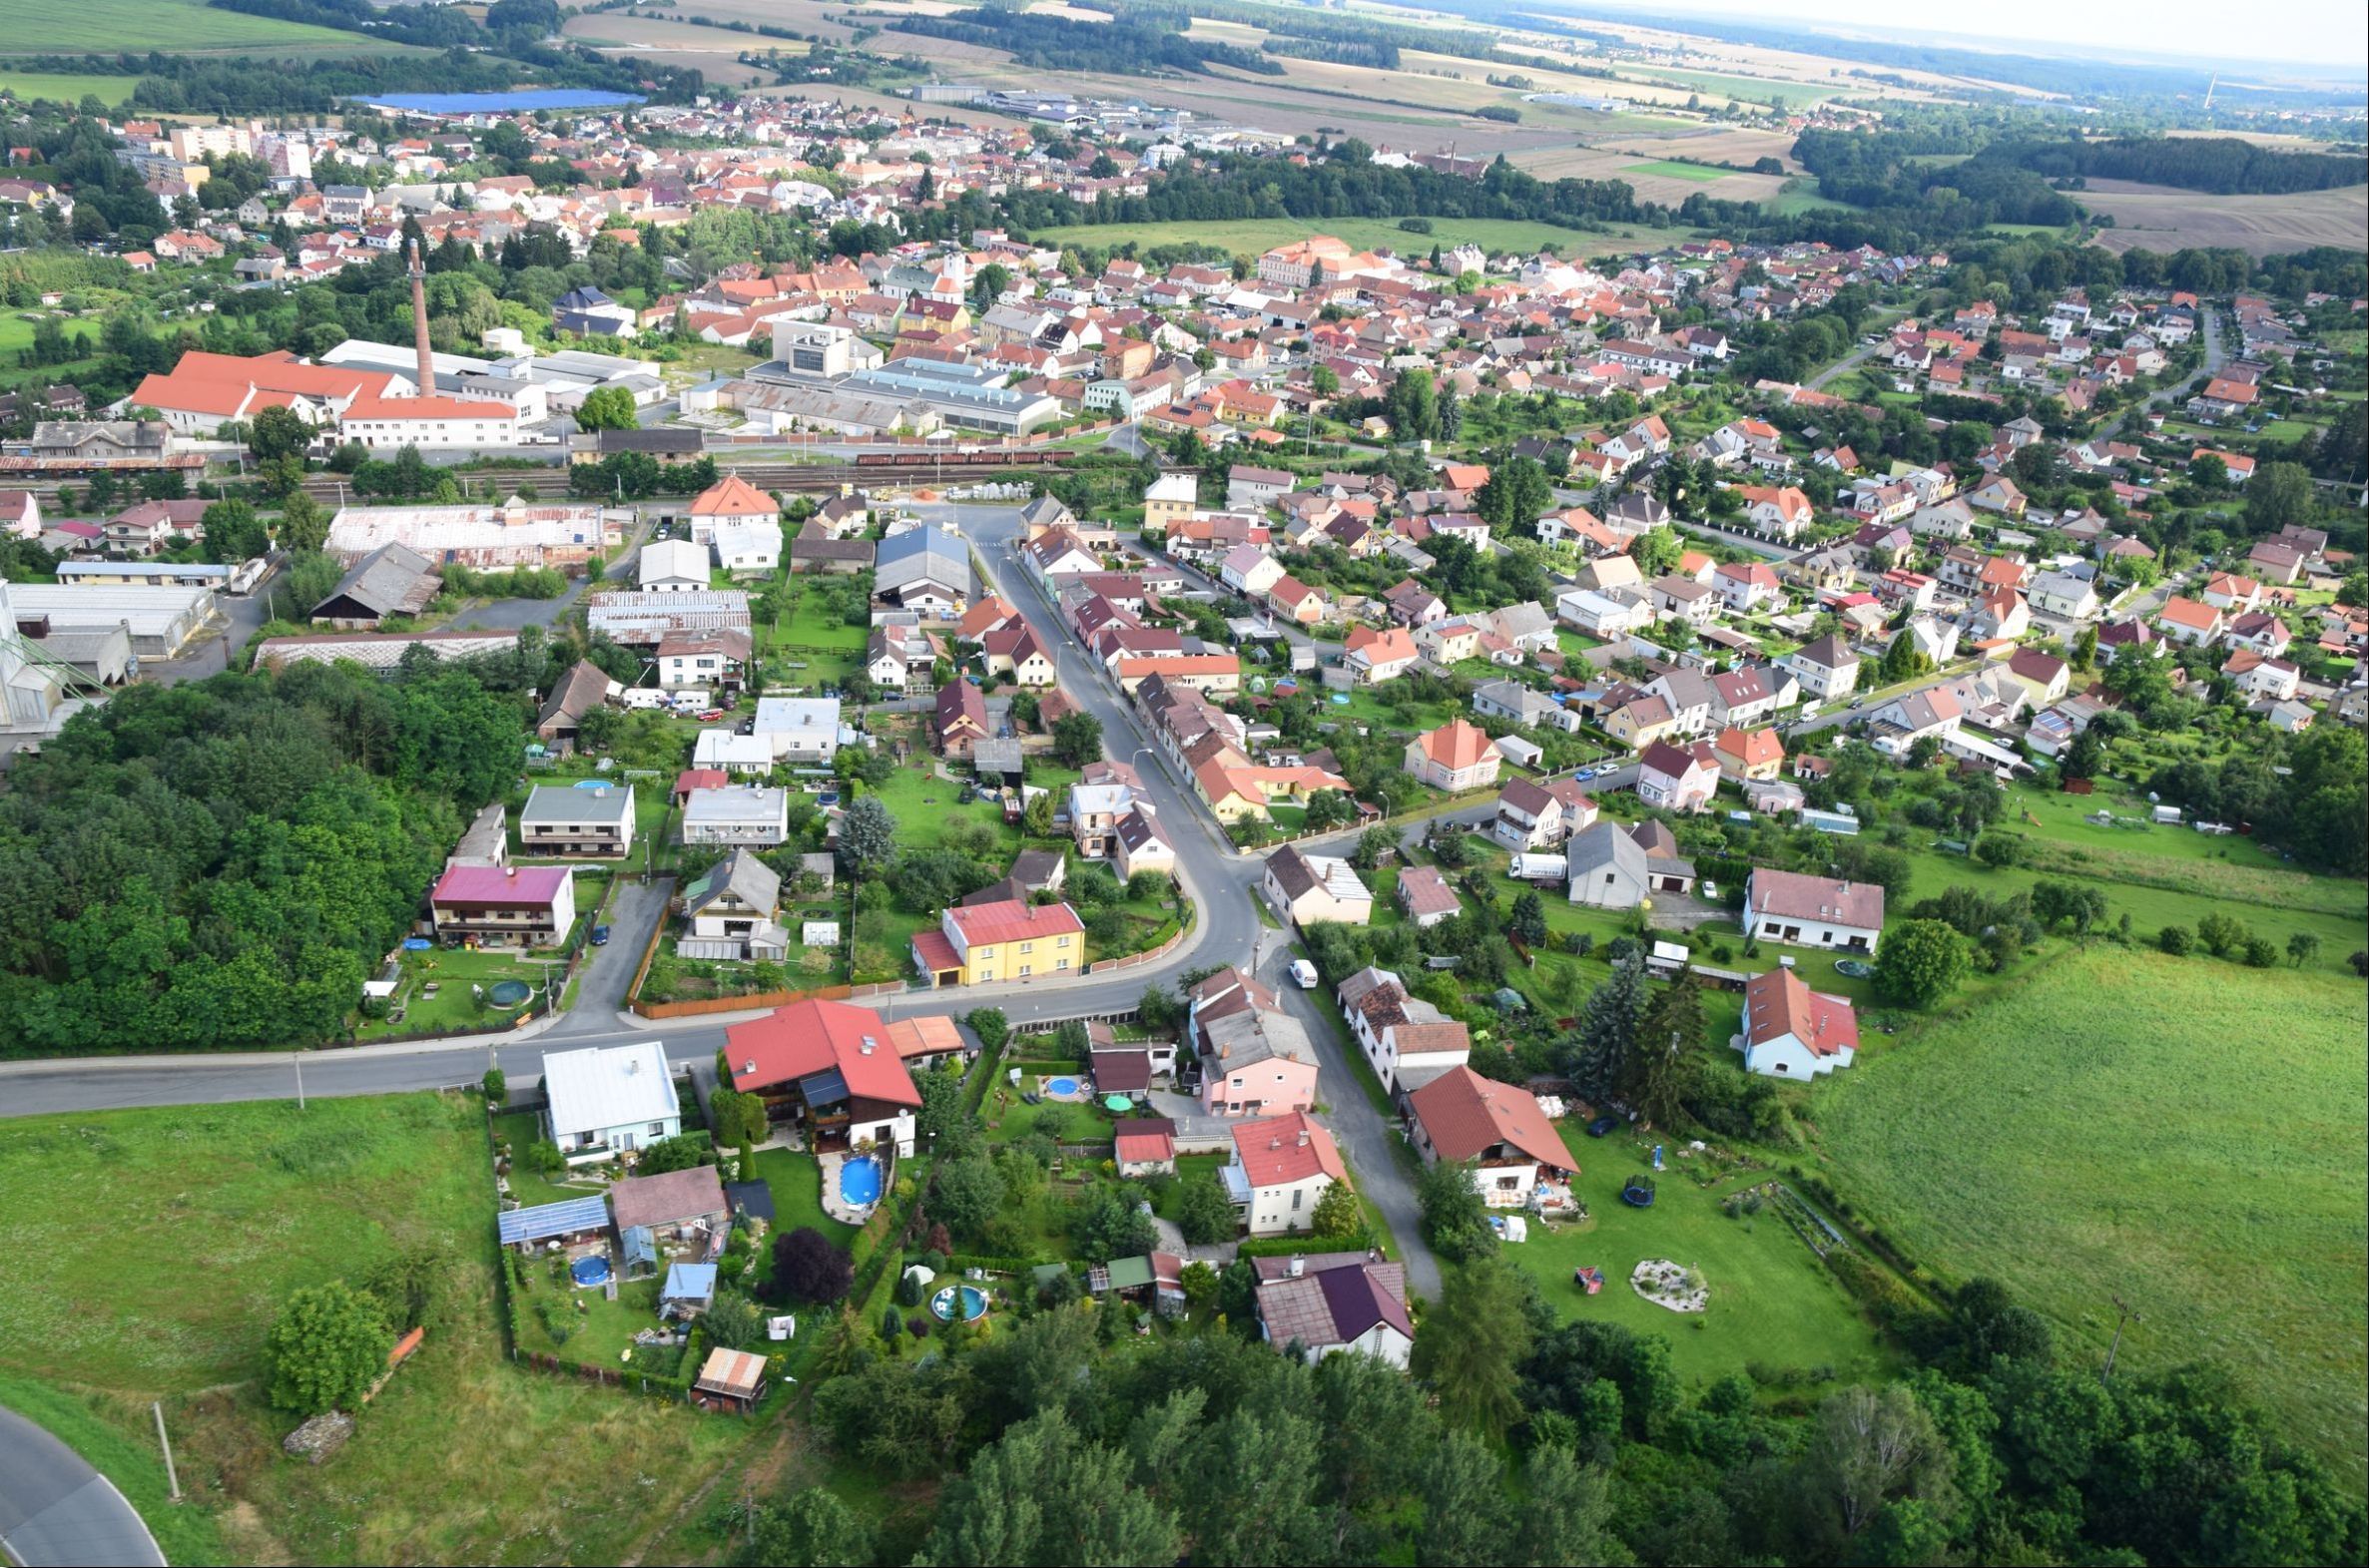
[1623,158,1730,182]
[0,1095,741,1563]
[0,0,412,57]
[0,70,142,105]
[1814,947,2369,1486]
[1617,63,1838,110]
[2080,178,2369,259]
[1510,143,1783,203]
[1500,1123,1898,1389]
[1027,214,1695,262]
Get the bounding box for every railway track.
[2,458,1062,506]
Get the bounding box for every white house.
[1224,1110,1345,1236]
[1262,845,1373,926]
[681,785,791,846]
[1403,1065,1574,1207]
[1336,966,1470,1093]
[638,537,712,593]
[750,696,843,765]
[1253,1254,1414,1369]
[1742,867,1885,953]
[1734,967,1859,1081]
[713,520,784,576]
[540,1041,681,1165]
[679,849,789,962]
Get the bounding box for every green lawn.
[359,945,563,1039]
[0,1095,741,1564]
[1500,1123,1897,1389]
[752,1147,861,1247]
[1623,159,1729,183]
[0,71,141,105]
[490,1110,610,1209]
[1028,216,1696,262]
[1814,947,2369,1487]
[0,0,417,54]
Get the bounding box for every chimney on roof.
[1286,1255,1304,1278]
[742,1060,756,1076]
[1297,1129,1310,1148]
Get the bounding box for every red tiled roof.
[1231,1110,1346,1188]
[1406,1065,1570,1171]
[1415,718,1494,771]
[946,897,1083,947]
[689,474,777,518]
[726,998,921,1106]
[1743,967,1860,1057]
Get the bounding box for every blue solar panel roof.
[497,1194,610,1245]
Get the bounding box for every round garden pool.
[929,1284,989,1322]
[570,1256,612,1288]
[840,1153,884,1209]
[486,979,532,1010]
[1046,1076,1081,1097]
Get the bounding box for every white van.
[1290,959,1320,989]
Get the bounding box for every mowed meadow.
[0,0,411,57]
[1813,947,2369,1485]
[0,1095,738,1564]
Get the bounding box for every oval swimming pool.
[1047,1076,1081,1097]
[571,1256,612,1288]
[840,1154,883,1208]
[929,1284,989,1322]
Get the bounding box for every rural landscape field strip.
[1817,948,2369,1485]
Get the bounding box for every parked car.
[698,710,726,722]
[590,924,611,946]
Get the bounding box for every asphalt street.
[0,1405,166,1568]
[0,498,1448,1291]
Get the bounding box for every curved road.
[0,1405,166,1568]
[0,499,1444,1297]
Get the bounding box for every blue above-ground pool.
[840,1154,884,1208]
[571,1256,612,1288]
[1047,1075,1081,1097]
[930,1284,989,1322]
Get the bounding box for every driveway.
[0,1404,166,1568]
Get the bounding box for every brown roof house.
[607,1166,729,1245]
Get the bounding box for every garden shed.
[619,1225,659,1280]
[662,1262,718,1317]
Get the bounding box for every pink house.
[1188,967,1320,1118]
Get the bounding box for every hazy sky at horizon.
[1603,1,2368,72]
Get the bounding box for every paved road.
[2103,305,2226,441]
[0,1405,166,1568]
[1807,338,1886,392]
[0,502,1448,1291]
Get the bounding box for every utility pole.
[153,1402,181,1501]
[294,1052,305,1111]
[2101,1294,2139,1382]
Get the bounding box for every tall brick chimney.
[407,240,434,397]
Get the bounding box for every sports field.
[1816,947,2369,1486]
[0,0,406,56]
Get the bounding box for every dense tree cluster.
[0,664,520,1052]
[771,1263,2362,1567]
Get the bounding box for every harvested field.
[1027,214,1696,262]
[1595,124,1802,172]
[1509,144,1784,204]
[2080,178,2369,258]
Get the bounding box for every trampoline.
[840,1154,884,1208]
[1046,1076,1081,1097]
[930,1284,989,1322]
[571,1256,613,1288]
[487,979,531,1009]
[1620,1176,1657,1209]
